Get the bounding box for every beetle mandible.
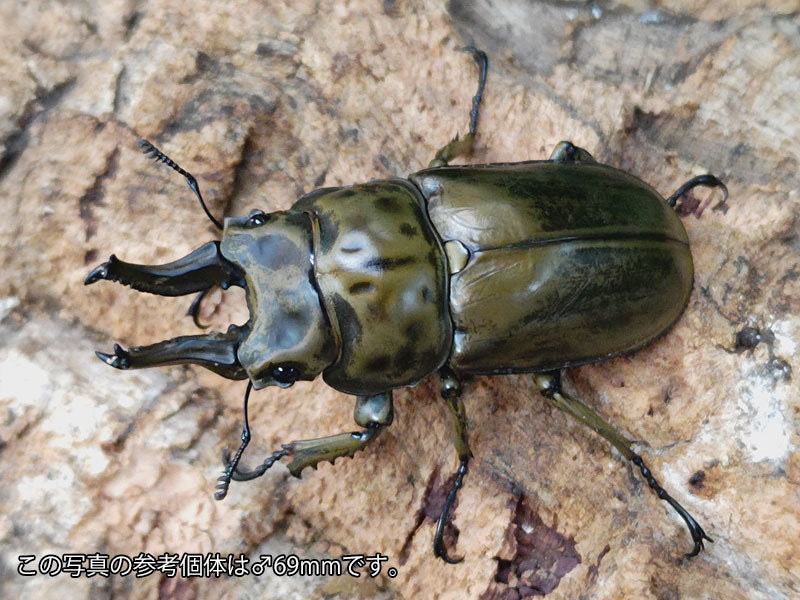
[86,49,726,563]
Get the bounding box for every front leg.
[217,391,394,494]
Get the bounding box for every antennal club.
[138,139,224,230]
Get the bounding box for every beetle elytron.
[86,49,726,562]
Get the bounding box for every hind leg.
[534,371,712,557]
[666,175,728,210]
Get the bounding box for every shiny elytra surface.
[411,161,693,373]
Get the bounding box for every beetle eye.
[272,365,298,386]
[247,210,268,227]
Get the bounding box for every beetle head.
[220,209,337,389]
[86,207,337,389]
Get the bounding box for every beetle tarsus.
[433,457,468,564]
[215,382,253,500]
[666,174,728,211]
[222,445,292,481]
[138,139,224,230]
[631,454,714,557]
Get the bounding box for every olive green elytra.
[86,49,728,563]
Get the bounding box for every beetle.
[86,48,726,563]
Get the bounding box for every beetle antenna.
[138,139,224,230]
[666,174,728,210]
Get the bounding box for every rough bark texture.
[1,1,798,599]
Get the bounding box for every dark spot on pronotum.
[393,345,417,375]
[365,354,391,372]
[319,216,340,254]
[348,281,375,295]
[405,321,424,343]
[688,470,705,489]
[329,293,362,374]
[427,247,442,268]
[363,255,415,271]
[336,189,358,198]
[399,222,418,237]
[376,195,401,212]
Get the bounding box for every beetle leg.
[433,367,472,564]
[428,47,487,167]
[548,141,596,163]
[85,241,243,297]
[186,287,213,329]
[221,392,393,484]
[215,381,253,500]
[666,174,728,210]
[95,325,248,380]
[534,372,713,558]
